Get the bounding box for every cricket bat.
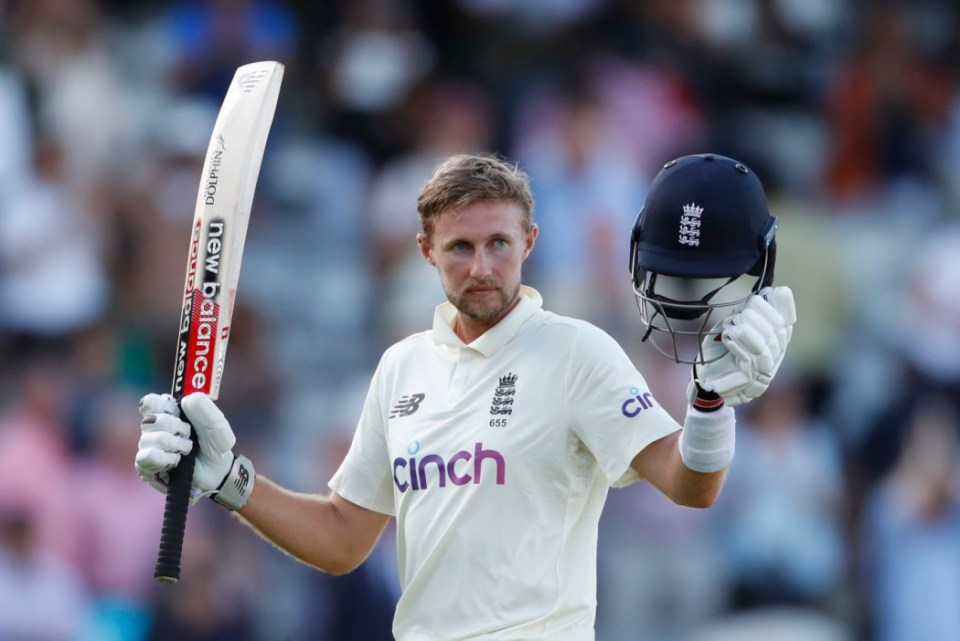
[155,60,284,583]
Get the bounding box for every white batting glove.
[136,392,255,510]
[693,286,797,406]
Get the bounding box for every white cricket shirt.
[329,287,682,640]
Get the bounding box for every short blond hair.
[417,153,535,239]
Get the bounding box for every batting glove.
[136,392,255,510]
[692,286,797,407]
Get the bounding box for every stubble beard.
[450,280,520,324]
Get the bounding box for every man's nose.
[469,249,493,278]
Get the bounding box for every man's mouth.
[467,287,497,295]
[465,281,498,293]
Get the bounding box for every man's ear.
[417,233,435,266]
[522,224,539,261]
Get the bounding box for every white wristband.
[212,455,255,510]
[678,406,735,473]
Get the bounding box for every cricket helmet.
[629,153,778,363]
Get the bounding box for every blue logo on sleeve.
[621,387,656,417]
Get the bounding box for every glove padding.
[136,392,253,509]
[693,286,796,406]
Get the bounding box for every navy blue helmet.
[629,153,778,363]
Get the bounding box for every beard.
[449,279,520,324]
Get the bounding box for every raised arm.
[137,392,389,576]
[631,286,797,508]
[629,412,731,509]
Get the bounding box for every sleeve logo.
[621,387,656,417]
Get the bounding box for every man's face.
[419,200,537,333]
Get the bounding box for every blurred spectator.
[457,0,605,36]
[317,0,435,160]
[510,51,707,337]
[936,81,960,210]
[580,53,708,175]
[0,499,90,641]
[0,134,109,338]
[597,482,726,641]
[689,606,851,641]
[148,0,299,98]
[8,0,138,199]
[861,394,960,641]
[107,96,220,392]
[894,227,960,386]
[308,525,398,641]
[753,198,850,394]
[850,226,960,484]
[146,511,257,641]
[823,4,952,202]
[251,132,377,386]
[73,388,165,641]
[0,65,33,209]
[513,67,650,331]
[67,321,156,442]
[208,302,282,447]
[0,346,82,565]
[709,371,846,611]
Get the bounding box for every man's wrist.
[211,455,256,510]
[692,382,724,412]
[679,406,735,473]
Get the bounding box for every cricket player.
[137,152,795,640]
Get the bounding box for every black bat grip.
[154,422,198,583]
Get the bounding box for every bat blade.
[155,60,284,583]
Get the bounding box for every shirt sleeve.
[565,322,682,488]
[328,361,396,516]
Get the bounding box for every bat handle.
[154,421,198,583]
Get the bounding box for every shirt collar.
[432,286,543,357]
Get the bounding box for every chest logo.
[390,393,425,418]
[490,373,517,416]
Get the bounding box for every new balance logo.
[390,393,425,418]
[234,463,251,494]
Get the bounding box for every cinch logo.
[621,387,656,417]
[393,441,505,493]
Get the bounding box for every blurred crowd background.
[2,0,960,640]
